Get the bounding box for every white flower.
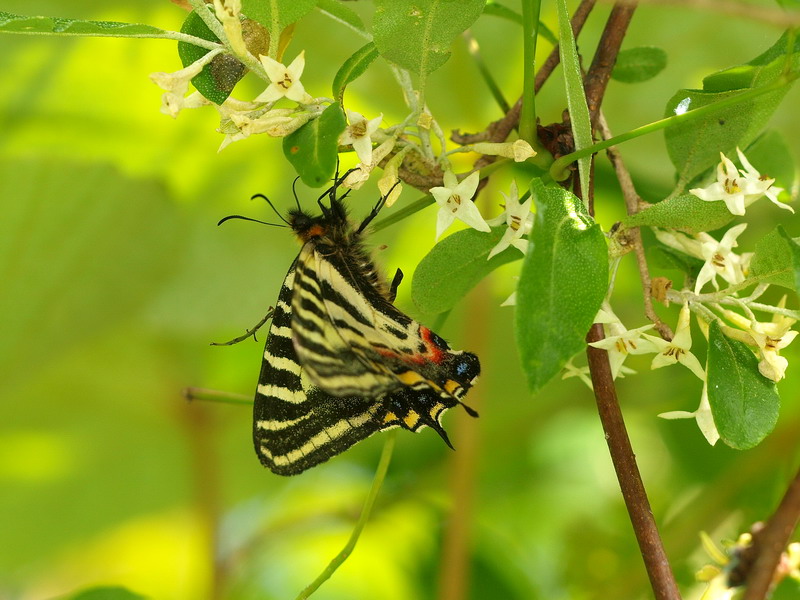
[149,49,221,118]
[694,224,751,293]
[690,148,789,215]
[747,299,798,381]
[339,110,382,165]
[430,171,490,239]
[588,319,658,379]
[486,181,533,260]
[643,303,706,380]
[213,0,248,56]
[562,359,593,390]
[470,139,536,162]
[737,148,792,212]
[254,51,313,104]
[659,380,720,445]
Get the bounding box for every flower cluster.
[690,148,791,215]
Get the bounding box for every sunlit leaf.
[707,321,779,450]
[411,226,522,315]
[515,180,607,392]
[283,102,347,187]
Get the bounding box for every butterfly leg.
[211,307,274,346]
[387,268,404,303]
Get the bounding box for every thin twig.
[596,111,673,339]
[741,465,800,600]
[295,431,397,599]
[586,324,682,600]
[583,2,637,130]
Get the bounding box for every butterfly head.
[287,208,329,243]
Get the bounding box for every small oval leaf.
[707,320,780,450]
[622,193,734,234]
[411,226,523,315]
[612,46,667,83]
[333,42,380,104]
[515,179,608,393]
[283,102,347,187]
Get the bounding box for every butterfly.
[221,173,480,476]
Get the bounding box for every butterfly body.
[253,187,480,476]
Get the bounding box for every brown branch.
[741,465,800,600]
[583,2,637,129]
[596,111,673,339]
[586,324,682,600]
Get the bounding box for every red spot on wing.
[420,326,446,364]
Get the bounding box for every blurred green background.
[1,1,799,599]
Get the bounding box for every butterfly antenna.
[251,193,291,225]
[291,177,302,211]
[217,214,286,227]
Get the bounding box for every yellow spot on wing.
[403,412,420,429]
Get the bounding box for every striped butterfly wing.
[253,259,391,476]
[253,242,480,476]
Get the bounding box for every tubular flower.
[690,148,788,215]
[430,171,490,239]
[486,181,533,259]
[255,51,313,104]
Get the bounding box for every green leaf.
[67,586,147,600]
[664,32,798,187]
[316,0,367,34]
[283,102,347,187]
[242,0,317,32]
[0,10,166,37]
[178,11,240,104]
[0,159,181,392]
[611,46,667,83]
[372,0,485,76]
[515,180,608,392]
[554,0,592,199]
[707,320,779,450]
[622,193,734,234]
[749,226,799,290]
[332,42,380,104]
[703,31,800,92]
[411,226,523,315]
